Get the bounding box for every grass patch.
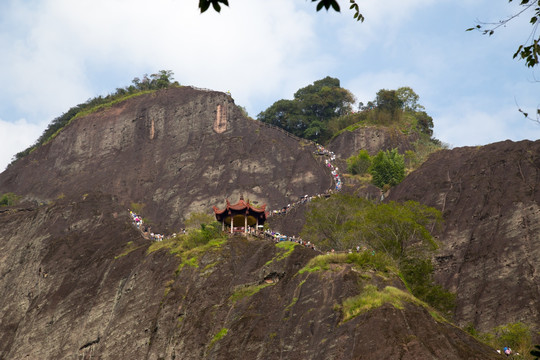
[146,223,227,277]
[285,297,298,311]
[341,285,406,322]
[229,283,274,304]
[114,241,142,259]
[298,251,396,275]
[265,241,299,266]
[340,285,447,324]
[209,328,228,348]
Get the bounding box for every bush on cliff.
[301,193,454,315]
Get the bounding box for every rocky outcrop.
[328,125,419,159]
[0,193,499,359]
[0,87,332,233]
[388,140,540,333]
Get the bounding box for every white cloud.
[0,0,539,171]
[0,118,47,172]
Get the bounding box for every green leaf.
[513,45,524,59]
[330,0,340,12]
[316,1,325,11]
[199,0,211,13]
[212,0,221,12]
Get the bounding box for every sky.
[1,0,539,172]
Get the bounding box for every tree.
[301,194,441,258]
[200,0,538,71]
[415,111,434,137]
[359,200,440,260]
[257,76,355,143]
[374,89,403,114]
[467,0,540,68]
[300,193,367,250]
[346,149,371,175]
[396,87,425,112]
[369,148,405,189]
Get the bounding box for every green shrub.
[369,148,405,188]
[347,149,371,175]
[0,192,20,206]
[479,322,534,358]
[229,283,273,303]
[399,256,455,316]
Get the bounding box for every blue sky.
[1,0,539,171]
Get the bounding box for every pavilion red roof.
[212,198,267,215]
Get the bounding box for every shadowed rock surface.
[388,140,540,333]
[0,86,524,358]
[0,193,499,359]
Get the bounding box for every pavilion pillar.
[222,220,225,232]
[231,216,234,234]
[245,215,248,233]
[256,218,259,235]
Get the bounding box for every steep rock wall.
[0,194,500,359]
[388,140,540,332]
[0,87,332,232]
[328,125,419,159]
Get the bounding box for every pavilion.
[212,196,267,234]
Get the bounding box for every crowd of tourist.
[316,145,342,192]
[268,144,341,218]
[130,143,341,247]
[129,210,168,242]
[263,230,316,251]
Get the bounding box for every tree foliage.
[257,76,355,143]
[369,148,406,189]
[467,0,540,68]
[374,89,404,114]
[346,149,371,175]
[479,322,534,358]
[12,70,179,164]
[400,256,456,316]
[199,0,365,21]
[300,194,452,313]
[355,87,434,137]
[301,194,441,258]
[200,0,539,69]
[0,192,20,207]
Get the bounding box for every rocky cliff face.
[328,125,419,159]
[0,86,518,358]
[0,193,499,359]
[0,87,332,232]
[388,140,540,333]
